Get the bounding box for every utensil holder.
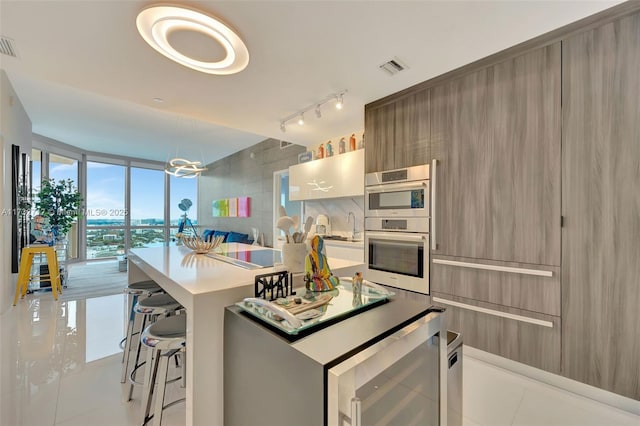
[281,242,307,273]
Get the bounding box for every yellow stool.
[13,246,63,305]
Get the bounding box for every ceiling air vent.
[280,140,294,149]
[0,36,17,58]
[379,57,408,76]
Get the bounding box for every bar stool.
[121,281,163,352]
[140,314,187,426]
[120,281,163,380]
[13,246,63,305]
[125,294,182,401]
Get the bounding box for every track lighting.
[279,90,347,132]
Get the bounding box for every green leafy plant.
[35,178,83,236]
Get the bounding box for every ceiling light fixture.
[279,90,347,132]
[164,158,207,178]
[136,5,249,75]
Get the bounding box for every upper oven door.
[365,180,430,217]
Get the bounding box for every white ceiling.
[0,0,623,164]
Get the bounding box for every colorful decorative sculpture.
[304,235,339,292]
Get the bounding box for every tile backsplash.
[304,197,364,238]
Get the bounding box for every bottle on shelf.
[339,138,346,154]
[326,141,333,157]
[349,134,356,151]
[359,133,365,149]
[317,143,325,159]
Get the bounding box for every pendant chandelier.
[164,158,207,178]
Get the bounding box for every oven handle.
[365,231,428,242]
[365,180,428,193]
[431,158,437,250]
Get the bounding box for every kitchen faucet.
[347,211,357,240]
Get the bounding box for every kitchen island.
[127,243,363,426]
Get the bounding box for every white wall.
[0,70,32,313]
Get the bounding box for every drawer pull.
[432,259,553,277]
[432,297,554,328]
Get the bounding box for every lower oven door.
[365,231,429,294]
[327,311,448,426]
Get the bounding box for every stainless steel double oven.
[364,164,430,294]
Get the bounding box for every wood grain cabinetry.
[364,3,640,400]
[431,255,560,316]
[364,90,430,173]
[431,43,561,266]
[432,292,561,373]
[561,14,640,400]
[364,102,395,173]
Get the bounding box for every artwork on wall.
[238,196,250,217]
[213,197,250,217]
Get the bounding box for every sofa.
[201,229,254,245]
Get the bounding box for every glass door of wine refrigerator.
[327,312,447,426]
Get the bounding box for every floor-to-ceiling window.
[130,167,165,248]
[85,161,126,259]
[34,139,199,260]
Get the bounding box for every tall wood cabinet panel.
[364,102,395,173]
[394,90,430,169]
[431,43,561,266]
[562,14,640,400]
[364,90,430,173]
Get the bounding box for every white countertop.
[129,243,363,297]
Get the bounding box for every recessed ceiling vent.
[0,36,17,58]
[280,140,294,149]
[379,57,408,76]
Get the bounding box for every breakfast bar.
[127,243,363,426]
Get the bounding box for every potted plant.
[34,178,83,239]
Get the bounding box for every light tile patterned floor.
[1,291,638,425]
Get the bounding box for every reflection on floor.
[1,292,638,426]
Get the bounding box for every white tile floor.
[1,292,639,426]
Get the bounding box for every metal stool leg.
[141,348,160,425]
[152,353,170,426]
[121,294,140,383]
[127,314,149,399]
[121,293,138,363]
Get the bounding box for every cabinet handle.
[432,259,553,277]
[432,297,554,328]
[351,397,362,426]
[431,159,437,250]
